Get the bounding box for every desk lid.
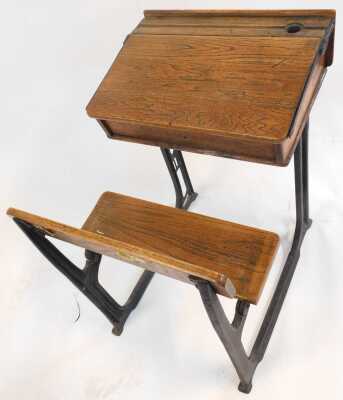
[87,10,335,165]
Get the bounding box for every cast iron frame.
[13,148,197,336]
[12,121,310,393]
[191,120,311,393]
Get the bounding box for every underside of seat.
[7,192,279,304]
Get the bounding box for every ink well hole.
[286,23,303,34]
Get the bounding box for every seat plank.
[7,192,279,304]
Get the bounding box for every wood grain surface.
[143,10,336,18]
[87,10,335,165]
[7,192,279,304]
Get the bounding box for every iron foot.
[238,381,252,394]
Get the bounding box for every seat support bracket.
[161,148,198,209]
[13,147,197,335]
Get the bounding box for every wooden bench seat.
[7,192,279,304]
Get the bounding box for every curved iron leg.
[84,250,154,335]
[250,120,312,368]
[190,277,254,392]
[12,146,197,336]
[13,219,154,336]
[191,120,312,393]
[161,148,198,210]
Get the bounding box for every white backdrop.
[1,1,342,399]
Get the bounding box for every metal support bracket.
[13,148,197,336]
[97,119,198,210]
[13,218,154,335]
[161,148,198,209]
[191,120,312,393]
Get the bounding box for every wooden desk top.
[87,10,335,166]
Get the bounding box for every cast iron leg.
[161,148,198,210]
[83,250,154,335]
[190,277,255,392]
[13,219,154,336]
[301,121,311,227]
[12,147,197,336]
[250,120,312,369]
[191,120,312,393]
